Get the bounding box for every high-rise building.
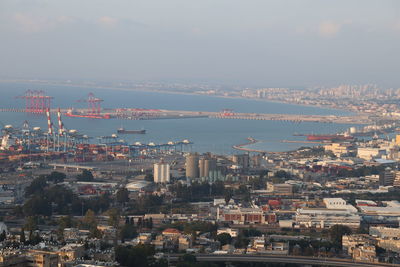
[232,154,250,169]
[154,162,170,183]
[185,153,199,178]
[379,167,395,186]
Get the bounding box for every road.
[169,254,396,267]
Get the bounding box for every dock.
[0,107,372,125]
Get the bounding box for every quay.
[282,140,327,144]
[0,107,372,125]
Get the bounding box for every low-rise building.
[217,207,265,224]
[352,244,378,262]
[295,208,360,229]
[342,235,377,255]
[217,228,238,238]
[58,244,85,262]
[370,226,400,239]
[178,235,192,251]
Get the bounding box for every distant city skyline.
[0,0,399,87]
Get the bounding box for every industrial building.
[154,162,170,183]
[185,153,199,179]
[295,208,361,229]
[199,157,217,178]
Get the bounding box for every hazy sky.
[1,0,400,87]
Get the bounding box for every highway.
[169,254,397,267]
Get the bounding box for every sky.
[0,0,400,87]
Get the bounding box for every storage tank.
[186,153,199,178]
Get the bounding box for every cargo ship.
[306,134,353,141]
[117,127,146,134]
[65,111,111,119]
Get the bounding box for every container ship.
[306,134,353,141]
[117,127,146,134]
[65,111,111,119]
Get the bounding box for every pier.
[233,137,266,153]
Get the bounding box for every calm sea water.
[0,82,355,154]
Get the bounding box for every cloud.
[12,13,76,33]
[393,21,400,32]
[318,21,342,38]
[13,13,49,33]
[98,16,118,28]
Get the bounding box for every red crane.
[77,92,104,115]
[15,90,53,113]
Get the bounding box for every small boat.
[117,127,146,134]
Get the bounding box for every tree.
[30,232,42,245]
[24,216,38,232]
[243,228,262,237]
[0,230,6,242]
[23,195,52,216]
[304,245,315,256]
[234,233,249,248]
[77,170,94,182]
[82,209,97,229]
[19,228,26,244]
[25,176,47,197]
[329,225,352,248]
[58,215,74,230]
[119,224,137,242]
[224,189,233,205]
[107,208,120,228]
[216,233,232,246]
[89,225,103,239]
[115,244,155,267]
[177,254,197,267]
[116,188,129,204]
[47,171,66,183]
[292,244,302,256]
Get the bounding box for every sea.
[0,82,355,154]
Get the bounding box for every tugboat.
[117,127,146,134]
